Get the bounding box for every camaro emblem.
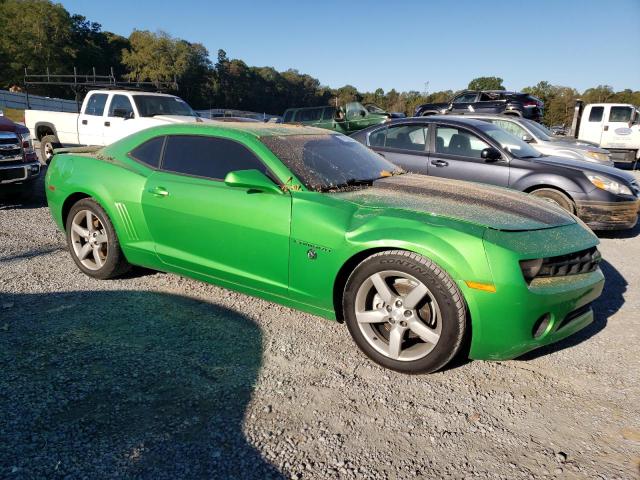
[307,249,317,260]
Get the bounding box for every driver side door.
[449,92,479,114]
[141,134,291,295]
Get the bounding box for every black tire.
[65,198,131,279]
[529,188,575,214]
[40,134,60,165]
[342,250,467,374]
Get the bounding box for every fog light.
[532,313,551,339]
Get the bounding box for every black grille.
[556,303,592,331]
[537,247,601,278]
[0,137,18,145]
[0,167,26,181]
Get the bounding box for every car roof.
[382,115,492,128]
[90,90,180,97]
[147,121,337,138]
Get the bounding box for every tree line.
[1,0,638,127]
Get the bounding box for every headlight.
[586,174,632,195]
[584,150,610,162]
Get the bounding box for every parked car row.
[351,116,639,230]
[0,112,40,192]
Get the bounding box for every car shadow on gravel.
[0,290,284,479]
[0,172,47,210]
[517,259,626,361]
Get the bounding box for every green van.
[282,102,389,134]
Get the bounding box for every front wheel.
[529,188,575,214]
[343,250,467,374]
[65,198,131,279]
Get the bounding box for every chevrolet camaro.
[46,123,605,373]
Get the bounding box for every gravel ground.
[1,169,639,479]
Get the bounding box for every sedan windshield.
[133,95,196,117]
[260,134,403,191]
[479,124,542,158]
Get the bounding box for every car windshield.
[478,124,542,158]
[260,134,403,192]
[523,119,553,141]
[365,104,387,114]
[133,95,196,117]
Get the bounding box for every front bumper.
[576,199,639,230]
[0,161,40,185]
[465,223,604,360]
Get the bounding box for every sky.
[58,0,640,94]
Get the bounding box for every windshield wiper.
[320,178,376,192]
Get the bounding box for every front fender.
[511,172,588,197]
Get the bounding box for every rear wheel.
[529,188,575,213]
[40,134,60,165]
[65,198,130,279]
[343,250,466,374]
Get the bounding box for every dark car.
[0,114,40,191]
[351,116,640,230]
[414,90,544,122]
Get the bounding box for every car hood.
[0,116,25,133]
[547,137,608,152]
[532,155,636,184]
[334,174,575,231]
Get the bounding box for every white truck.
[569,101,640,165]
[25,90,208,163]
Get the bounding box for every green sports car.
[45,123,605,373]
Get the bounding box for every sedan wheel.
[343,250,466,374]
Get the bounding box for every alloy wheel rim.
[44,142,53,161]
[354,270,442,362]
[70,210,108,270]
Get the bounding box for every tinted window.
[129,136,164,168]
[298,108,323,122]
[282,110,294,123]
[452,93,477,104]
[436,126,489,158]
[588,106,604,122]
[609,106,633,123]
[84,93,108,116]
[368,127,387,147]
[108,94,134,117]
[162,135,267,180]
[384,124,428,151]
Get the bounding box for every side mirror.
[224,169,282,194]
[481,147,502,162]
[521,133,534,143]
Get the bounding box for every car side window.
[435,126,489,159]
[129,136,165,168]
[384,124,429,151]
[299,108,323,122]
[84,93,108,116]
[609,106,633,123]
[588,107,604,122]
[452,93,477,104]
[368,127,387,147]
[493,120,527,138]
[162,135,270,181]
[108,95,134,118]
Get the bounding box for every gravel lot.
[1,169,639,479]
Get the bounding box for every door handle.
[431,159,449,167]
[603,125,609,131]
[81,119,88,125]
[104,121,110,127]
[148,186,169,197]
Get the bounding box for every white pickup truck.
[571,102,640,164]
[25,90,207,163]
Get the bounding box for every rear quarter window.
[129,136,165,168]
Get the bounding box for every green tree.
[582,85,615,104]
[467,76,505,91]
[0,0,76,88]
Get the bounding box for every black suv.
[351,116,639,230]
[414,90,544,122]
